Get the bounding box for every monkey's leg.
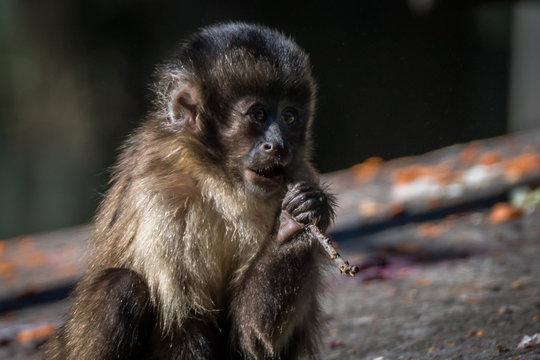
[231,232,323,360]
[44,268,155,360]
[155,316,229,359]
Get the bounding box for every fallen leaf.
[489,203,523,225]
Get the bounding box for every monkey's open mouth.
[245,163,285,189]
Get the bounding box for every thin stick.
[307,225,359,277]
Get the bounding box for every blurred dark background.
[1,0,539,238]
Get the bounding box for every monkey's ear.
[168,85,202,127]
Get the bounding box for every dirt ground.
[320,206,540,360]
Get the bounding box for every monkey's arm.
[232,181,334,359]
[44,268,155,360]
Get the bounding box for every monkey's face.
[223,96,309,198]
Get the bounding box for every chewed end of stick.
[339,262,360,277]
[306,224,360,277]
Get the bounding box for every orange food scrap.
[414,278,433,287]
[393,163,453,185]
[479,151,502,166]
[393,165,430,184]
[351,157,383,182]
[58,264,80,278]
[444,214,459,221]
[16,323,55,343]
[401,295,413,303]
[390,203,405,217]
[418,223,448,238]
[476,330,484,337]
[533,315,539,322]
[16,236,49,268]
[358,200,382,217]
[396,242,423,254]
[18,237,36,252]
[460,144,479,165]
[432,164,455,184]
[428,197,442,210]
[25,251,46,267]
[504,153,540,182]
[489,202,523,225]
[0,261,16,279]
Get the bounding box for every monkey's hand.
[277,182,335,243]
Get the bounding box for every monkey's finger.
[286,181,312,192]
[282,184,313,207]
[284,182,313,197]
[283,191,321,212]
[292,211,318,225]
[289,199,321,217]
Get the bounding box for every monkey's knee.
[45,268,155,360]
[87,268,154,333]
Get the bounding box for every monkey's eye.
[249,106,267,122]
[281,108,298,126]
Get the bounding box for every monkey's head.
[153,23,317,198]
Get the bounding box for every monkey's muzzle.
[244,163,285,189]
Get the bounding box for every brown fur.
[45,23,333,360]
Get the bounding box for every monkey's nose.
[261,142,287,157]
[262,142,276,153]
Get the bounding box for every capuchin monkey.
[45,22,335,360]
